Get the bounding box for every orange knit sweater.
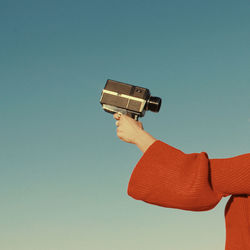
[128,140,250,250]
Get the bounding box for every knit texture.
[127,140,250,249]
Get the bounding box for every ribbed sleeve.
[128,140,222,211]
[127,140,250,249]
[210,154,250,196]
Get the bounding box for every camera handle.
[128,113,139,121]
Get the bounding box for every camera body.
[100,79,161,120]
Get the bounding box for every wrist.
[135,129,157,153]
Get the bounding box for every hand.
[113,113,157,152]
[113,113,144,144]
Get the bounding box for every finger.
[113,112,122,120]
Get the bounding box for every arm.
[127,140,222,211]
[210,154,250,196]
[128,141,250,211]
[113,114,250,211]
[113,113,221,211]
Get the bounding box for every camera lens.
[147,96,162,112]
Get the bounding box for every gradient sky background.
[1,0,250,249]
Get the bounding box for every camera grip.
[128,113,139,121]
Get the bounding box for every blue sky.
[1,0,250,249]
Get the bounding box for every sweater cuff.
[127,140,184,200]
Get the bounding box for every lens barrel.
[147,96,161,112]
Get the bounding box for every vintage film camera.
[100,79,162,120]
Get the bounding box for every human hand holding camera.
[100,79,160,152]
[114,112,157,153]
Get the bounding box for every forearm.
[134,129,157,153]
[128,141,222,211]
